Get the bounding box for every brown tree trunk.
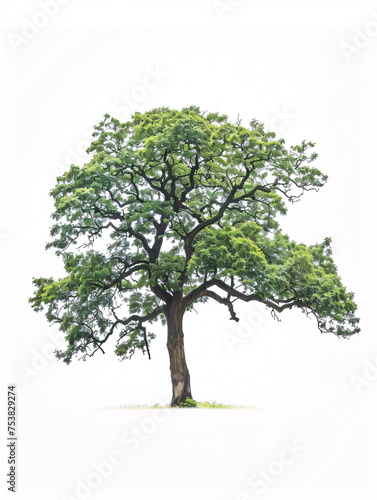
[166,301,193,406]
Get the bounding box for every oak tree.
[30,106,360,406]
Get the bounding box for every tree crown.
[30,106,360,363]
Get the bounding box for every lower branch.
[198,290,239,321]
[139,323,151,359]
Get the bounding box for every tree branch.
[198,290,239,321]
[184,278,305,314]
[107,305,167,344]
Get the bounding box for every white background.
[1,1,377,499]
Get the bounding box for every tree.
[30,106,360,406]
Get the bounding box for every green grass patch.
[177,399,253,409]
[117,400,254,409]
[197,401,238,409]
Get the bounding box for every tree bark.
[166,301,192,406]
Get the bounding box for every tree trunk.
[166,302,192,406]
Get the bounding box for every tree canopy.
[30,106,360,375]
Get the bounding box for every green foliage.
[30,106,360,365]
[120,401,242,409]
[196,401,236,409]
[178,397,198,407]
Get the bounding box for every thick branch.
[184,278,305,314]
[198,290,239,321]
